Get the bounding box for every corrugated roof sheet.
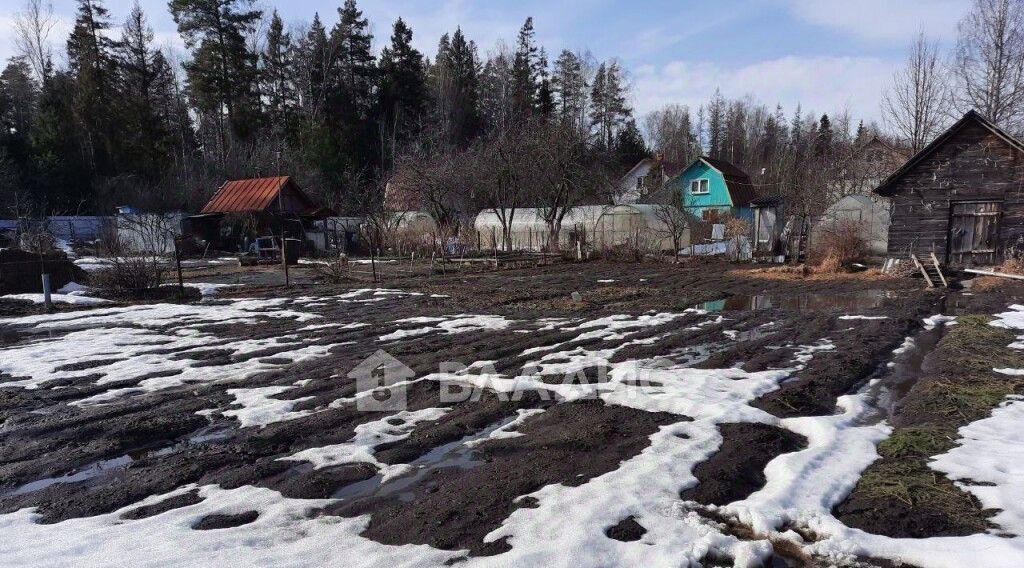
[200,176,313,214]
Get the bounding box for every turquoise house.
[669,157,759,221]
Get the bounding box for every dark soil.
[192,510,259,530]
[329,400,678,556]
[605,515,646,541]
[0,258,993,563]
[680,423,807,505]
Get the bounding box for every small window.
[690,178,709,194]
[635,176,645,190]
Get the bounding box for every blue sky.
[0,0,972,125]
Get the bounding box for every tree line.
[0,0,643,218]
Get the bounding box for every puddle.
[334,415,521,502]
[7,455,133,496]
[859,322,949,424]
[703,290,898,312]
[4,422,234,497]
[149,422,234,457]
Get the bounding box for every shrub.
[312,254,351,283]
[811,220,868,272]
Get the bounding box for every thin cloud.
[788,0,970,42]
[632,55,895,122]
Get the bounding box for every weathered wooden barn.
[875,110,1024,266]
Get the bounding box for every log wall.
[886,120,1024,265]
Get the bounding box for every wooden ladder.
[912,252,948,288]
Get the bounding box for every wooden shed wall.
[886,120,1024,264]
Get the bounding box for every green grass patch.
[877,426,957,459]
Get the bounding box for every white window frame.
[689,178,710,195]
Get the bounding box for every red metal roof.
[200,176,313,214]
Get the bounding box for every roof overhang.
[875,110,1024,196]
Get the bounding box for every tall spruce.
[117,2,178,176]
[430,27,480,145]
[262,11,297,140]
[511,17,539,118]
[378,18,428,161]
[67,0,120,174]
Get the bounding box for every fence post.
[41,272,52,311]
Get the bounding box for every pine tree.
[378,17,428,156]
[169,0,262,153]
[552,50,587,135]
[590,61,631,148]
[262,11,297,140]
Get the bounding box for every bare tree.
[954,0,1024,131]
[644,104,701,164]
[529,122,608,251]
[475,132,531,251]
[13,0,56,83]
[883,33,951,152]
[645,178,692,262]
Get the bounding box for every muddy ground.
[0,259,1019,566]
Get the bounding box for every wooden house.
[875,110,1024,266]
[615,154,685,205]
[669,157,759,222]
[187,176,332,252]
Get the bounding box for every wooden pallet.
[911,252,948,288]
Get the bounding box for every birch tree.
[883,32,950,152]
[954,0,1024,131]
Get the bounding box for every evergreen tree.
[168,0,262,153]
[330,0,376,123]
[117,2,176,176]
[67,0,121,174]
[262,11,297,140]
[552,50,587,135]
[296,13,330,121]
[615,119,648,167]
[378,17,428,156]
[535,48,554,118]
[815,113,833,156]
[511,17,539,118]
[590,62,630,149]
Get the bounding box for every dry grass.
[809,220,869,272]
[735,265,889,282]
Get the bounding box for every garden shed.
[875,110,1024,266]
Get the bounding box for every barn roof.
[697,156,760,207]
[875,110,1024,196]
[200,176,316,214]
